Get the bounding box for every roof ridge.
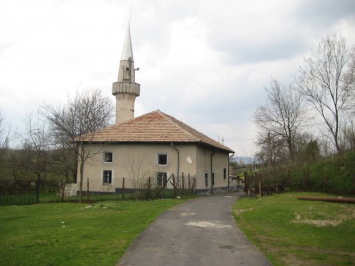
[79,109,234,153]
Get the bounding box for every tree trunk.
[79,161,84,203]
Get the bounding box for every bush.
[256,151,355,195]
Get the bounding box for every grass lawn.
[0,199,187,266]
[233,192,355,266]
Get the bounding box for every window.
[223,168,227,179]
[157,172,167,187]
[104,152,112,162]
[103,170,112,184]
[212,172,215,186]
[205,173,208,187]
[157,154,168,166]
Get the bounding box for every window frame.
[157,153,168,166]
[205,173,208,187]
[223,168,227,179]
[156,172,168,187]
[103,170,112,184]
[103,152,113,163]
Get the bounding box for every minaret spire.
[112,23,140,124]
[121,26,134,61]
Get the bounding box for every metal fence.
[0,180,38,205]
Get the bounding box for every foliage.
[233,192,355,266]
[0,199,186,265]
[254,150,355,195]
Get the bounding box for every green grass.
[0,198,187,266]
[233,192,355,266]
[38,189,194,203]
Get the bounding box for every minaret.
[112,25,140,124]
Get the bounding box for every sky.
[1,0,355,157]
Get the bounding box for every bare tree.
[22,111,51,184]
[295,35,355,153]
[253,78,307,161]
[43,89,114,202]
[0,110,10,179]
[120,152,177,189]
[0,110,9,150]
[342,114,355,151]
[121,153,156,190]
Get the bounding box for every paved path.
[118,192,271,266]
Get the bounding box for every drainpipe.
[228,152,235,192]
[171,143,180,184]
[211,148,218,194]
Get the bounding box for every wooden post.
[148,177,151,199]
[60,182,65,202]
[36,174,40,203]
[182,172,185,191]
[188,174,191,190]
[244,172,248,193]
[122,178,125,200]
[172,175,177,197]
[87,178,90,202]
[5,181,8,205]
[157,174,173,197]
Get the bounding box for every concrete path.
[118,192,271,266]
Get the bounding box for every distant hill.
[230,156,255,165]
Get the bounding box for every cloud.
[0,0,355,156]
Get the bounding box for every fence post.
[148,177,151,199]
[258,173,262,198]
[87,178,90,202]
[182,172,185,191]
[172,175,177,197]
[36,176,40,203]
[188,174,191,190]
[122,177,125,200]
[259,173,263,197]
[60,182,65,202]
[5,181,8,204]
[244,172,249,195]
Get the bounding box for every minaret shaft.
[112,25,140,124]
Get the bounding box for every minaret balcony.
[112,82,140,96]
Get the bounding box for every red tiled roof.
[80,110,234,153]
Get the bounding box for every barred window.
[103,170,112,184]
[157,172,167,187]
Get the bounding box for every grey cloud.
[213,37,308,65]
[295,0,355,27]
